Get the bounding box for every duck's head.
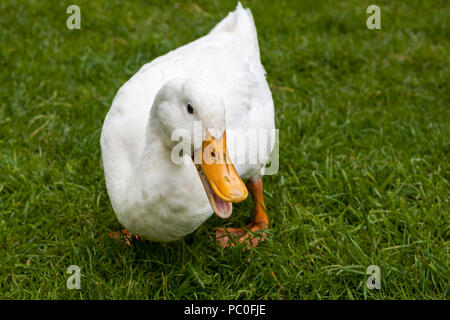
[151,78,248,219]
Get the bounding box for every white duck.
[101,3,275,247]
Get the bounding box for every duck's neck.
[138,115,176,180]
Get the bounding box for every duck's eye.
[187,104,194,114]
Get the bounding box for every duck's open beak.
[194,131,248,219]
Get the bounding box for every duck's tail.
[209,2,260,59]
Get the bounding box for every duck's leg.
[109,229,140,246]
[216,178,268,248]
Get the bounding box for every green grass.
[0,0,448,299]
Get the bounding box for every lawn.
[0,0,448,299]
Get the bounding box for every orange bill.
[194,131,248,218]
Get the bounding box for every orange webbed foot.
[108,229,140,247]
[216,222,267,249]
